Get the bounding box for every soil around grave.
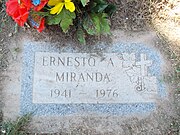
[0,0,180,134]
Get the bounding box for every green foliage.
[91,0,116,15]
[33,0,116,44]
[1,113,32,135]
[83,14,98,35]
[76,28,86,44]
[105,4,117,16]
[47,9,76,33]
[73,0,116,43]
[83,13,110,35]
[91,0,109,13]
[80,0,90,7]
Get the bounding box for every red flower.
[6,0,46,31]
[33,0,48,11]
[35,18,45,32]
[6,0,32,26]
[21,0,32,9]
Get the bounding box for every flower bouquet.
[6,0,116,43]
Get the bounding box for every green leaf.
[83,13,110,35]
[81,0,90,7]
[83,14,97,35]
[92,4,108,13]
[98,13,110,34]
[90,0,116,16]
[59,9,76,32]
[105,4,117,16]
[91,0,108,13]
[47,9,76,33]
[76,28,86,44]
[94,0,106,5]
[46,13,62,25]
[91,14,101,34]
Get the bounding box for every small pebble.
[8,33,13,37]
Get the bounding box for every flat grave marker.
[21,42,166,115]
[33,52,157,104]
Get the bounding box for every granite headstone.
[21,42,166,115]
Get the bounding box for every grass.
[0,113,32,135]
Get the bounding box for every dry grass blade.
[0,113,32,135]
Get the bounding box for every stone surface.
[20,37,166,116]
[33,52,158,104]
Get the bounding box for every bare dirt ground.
[0,0,180,134]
